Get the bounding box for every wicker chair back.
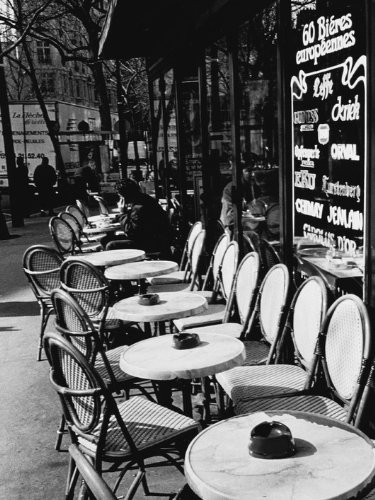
[218,241,239,300]
[60,258,109,325]
[291,276,328,369]
[49,216,76,256]
[66,205,87,229]
[60,212,82,241]
[258,263,290,346]
[234,251,260,325]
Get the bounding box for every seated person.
[102,179,172,258]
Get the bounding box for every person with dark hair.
[33,156,57,216]
[103,179,172,258]
[219,162,255,234]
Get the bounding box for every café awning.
[99,0,269,61]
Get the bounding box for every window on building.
[40,73,55,94]
[37,41,51,64]
[76,80,81,98]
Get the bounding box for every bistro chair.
[66,204,89,229]
[184,251,260,340]
[148,229,207,295]
[22,244,63,360]
[49,216,77,257]
[171,240,239,332]
[93,195,119,221]
[258,238,281,275]
[50,216,102,256]
[59,257,136,347]
[44,331,198,499]
[235,294,373,429]
[51,288,156,450]
[75,199,91,221]
[216,276,328,409]
[60,211,106,246]
[148,220,203,285]
[67,444,117,500]
[201,232,231,291]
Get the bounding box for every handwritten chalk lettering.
[337,236,357,255]
[301,160,315,168]
[302,223,335,247]
[326,206,363,230]
[317,14,353,41]
[295,145,320,162]
[294,170,316,190]
[295,198,324,218]
[293,109,319,124]
[331,95,360,121]
[313,73,333,100]
[296,31,356,66]
[331,143,360,161]
[321,175,361,202]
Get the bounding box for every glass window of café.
[218,3,281,251]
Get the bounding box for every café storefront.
[99,0,375,308]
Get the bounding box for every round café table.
[185,410,375,500]
[66,249,145,267]
[113,291,207,324]
[104,260,179,294]
[119,332,245,417]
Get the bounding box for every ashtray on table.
[173,333,200,349]
[138,293,160,305]
[248,421,296,459]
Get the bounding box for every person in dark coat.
[15,156,31,217]
[33,156,57,216]
[103,179,172,258]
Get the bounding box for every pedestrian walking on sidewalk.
[33,156,57,216]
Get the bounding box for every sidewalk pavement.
[0,211,187,499]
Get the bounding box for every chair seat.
[173,303,225,331]
[216,364,307,404]
[184,322,243,338]
[234,394,348,422]
[148,270,187,285]
[95,345,133,383]
[78,395,198,458]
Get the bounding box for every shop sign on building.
[291,0,366,256]
[0,103,56,187]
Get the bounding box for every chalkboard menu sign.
[291,0,366,256]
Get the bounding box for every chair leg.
[55,414,66,451]
[38,306,53,361]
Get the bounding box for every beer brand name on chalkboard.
[297,14,356,65]
[321,175,361,202]
[331,95,360,121]
[293,109,319,124]
[294,170,316,189]
[327,206,363,230]
[296,198,324,218]
[331,143,360,161]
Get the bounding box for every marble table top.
[185,411,375,500]
[83,222,122,234]
[119,332,245,380]
[66,249,145,267]
[104,260,179,280]
[113,291,207,323]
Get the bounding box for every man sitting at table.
[103,179,172,258]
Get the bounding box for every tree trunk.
[22,42,65,175]
[91,61,112,132]
[0,39,23,229]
